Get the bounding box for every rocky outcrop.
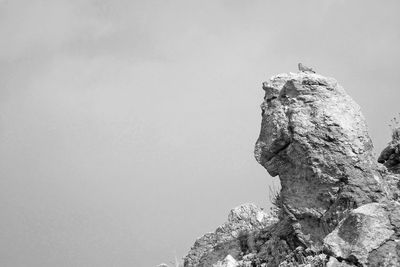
[254,72,387,247]
[183,203,277,267]
[182,70,400,266]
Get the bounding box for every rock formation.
[182,70,400,266]
[378,126,400,174]
[254,72,387,247]
[183,204,278,267]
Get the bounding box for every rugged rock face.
[254,72,387,246]
[183,203,278,267]
[324,203,395,265]
[181,70,400,267]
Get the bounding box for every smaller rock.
[242,253,256,261]
[326,256,354,267]
[212,255,238,267]
[326,257,339,267]
[378,128,400,173]
[367,240,400,266]
[323,203,394,264]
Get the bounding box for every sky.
[0,0,400,266]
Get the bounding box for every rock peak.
[182,71,400,267]
[255,72,385,241]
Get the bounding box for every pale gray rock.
[323,203,394,265]
[182,70,400,267]
[277,253,328,267]
[325,257,353,267]
[212,255,239,267]
[367,240,400,266]
[183,203,277,267]
[254,72,386,245]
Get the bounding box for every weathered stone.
[212,255,239,267]
[380,172,400,202]
[254,72,386,245]
[388,202,400,231]
[378,127,400,174]
[182,70,400,267]
[326,257,353,267]
[183,203,277,267]
[323,203,394,265]
[278,253,327,267]
[367,240,400,267]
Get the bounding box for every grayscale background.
[1,1,399,266]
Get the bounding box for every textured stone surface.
[212,255,239,267]
[183,203,277,267]
[254,72,386,245]
[367,240,400,267]
[323,203,394,265]
[182,70,400,267]
[378,127,400,174]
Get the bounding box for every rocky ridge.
[181,70,400,266]
[183,203,278,267]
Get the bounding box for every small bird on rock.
[298,63,315,73]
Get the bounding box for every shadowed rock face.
[378,127,400,174]
[254,72,386,243]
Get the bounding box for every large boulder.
[254,72,386,245]
[182,69,400,267]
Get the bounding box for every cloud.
[0,0,153,61]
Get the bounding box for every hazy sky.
[1,1,400,266]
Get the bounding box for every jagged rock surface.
[323,203,395,265]
[183,203,278,267]
[254,72,387,246]
[182,71,400,267]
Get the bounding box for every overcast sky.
[1,1,400,266]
